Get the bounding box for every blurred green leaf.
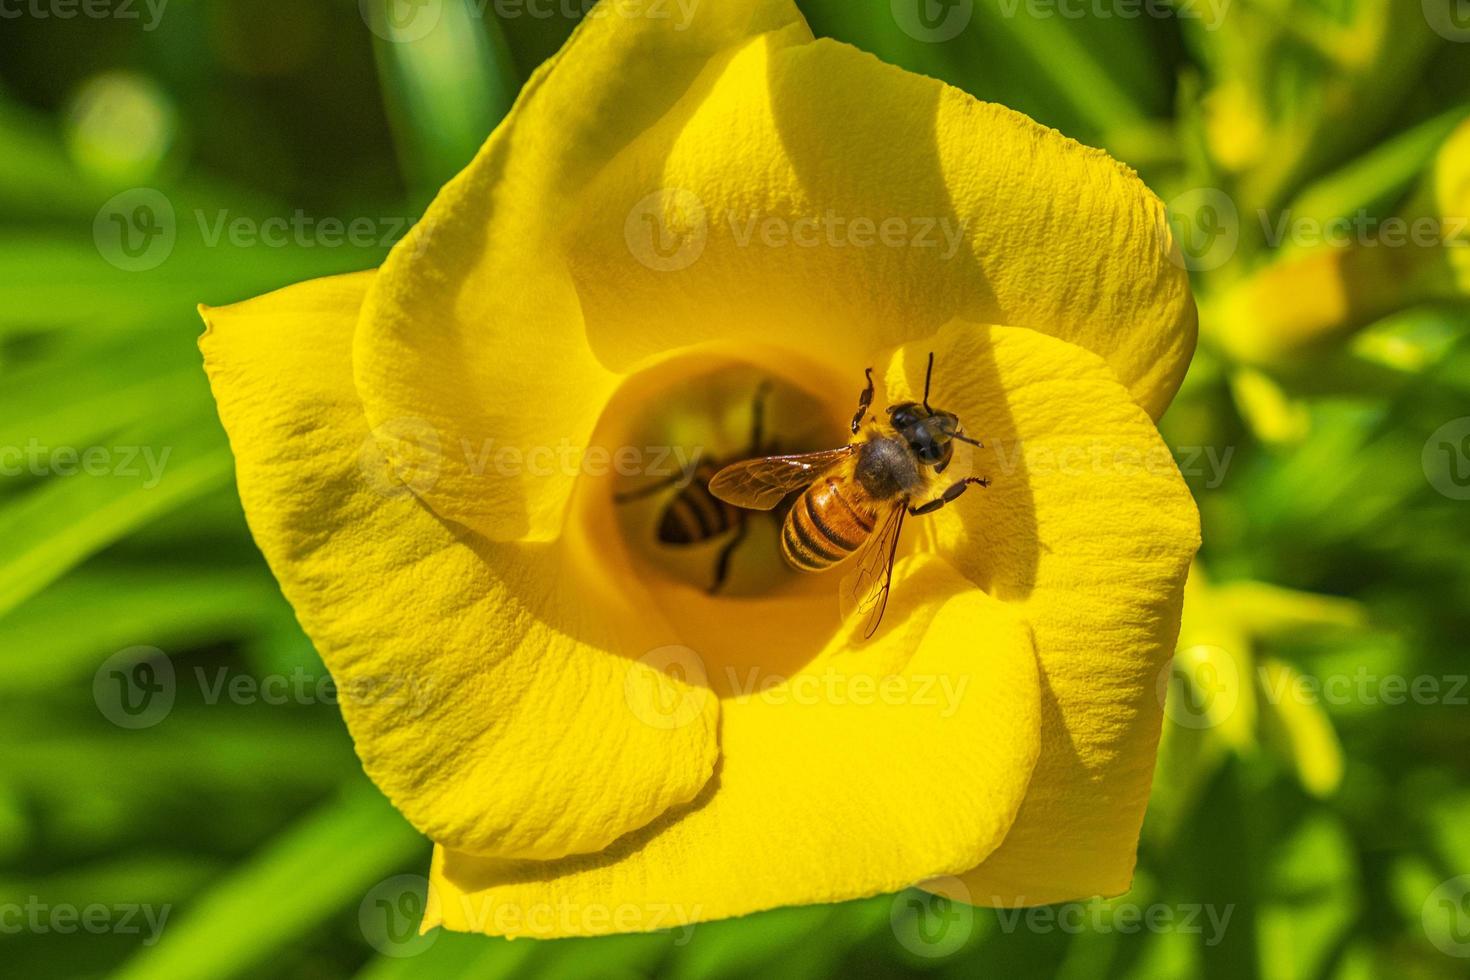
[370,0,519,205]
[0,565,283,693]
[111,784,428,980]
[0,416,233,619]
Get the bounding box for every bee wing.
[709,446,856,511]
[839,502,906,641]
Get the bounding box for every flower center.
[599,354,842,598]
[565,350,868,685]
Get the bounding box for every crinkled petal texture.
[887,324,1201,904]
[201,0,1200,939]
[419,322,1197,935]
[201,272,1046,929]
[354,0,1195,546]
[202,274,721,861]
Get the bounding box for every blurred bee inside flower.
[200,0,1199,938]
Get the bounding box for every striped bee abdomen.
[657,461,740,545]
[781,477,876,571]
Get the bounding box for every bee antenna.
[923,352,935,411]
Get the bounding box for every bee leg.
[613,468,693,504]
[708,516,750,594]
[850,368,875,434]
[908,477,990,516]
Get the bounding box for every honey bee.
[615,382,777,593]
[709,354,988,638]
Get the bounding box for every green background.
[3,1,1470,977]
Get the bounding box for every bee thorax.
[854,436,925,499]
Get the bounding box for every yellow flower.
[200,0,1199,939]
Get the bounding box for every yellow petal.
[566,34,1196,420]
[425,557,1041,938]
[201,272,719,860]
[355,0,1193,548]
[880,322,1200,904]
[354,0,811,543]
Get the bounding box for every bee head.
[886,402,963,467]
[884,352,983,469]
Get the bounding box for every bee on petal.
[710,353,989,638]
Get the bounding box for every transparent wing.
[839,502,906,641]
[708,446,856,511]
